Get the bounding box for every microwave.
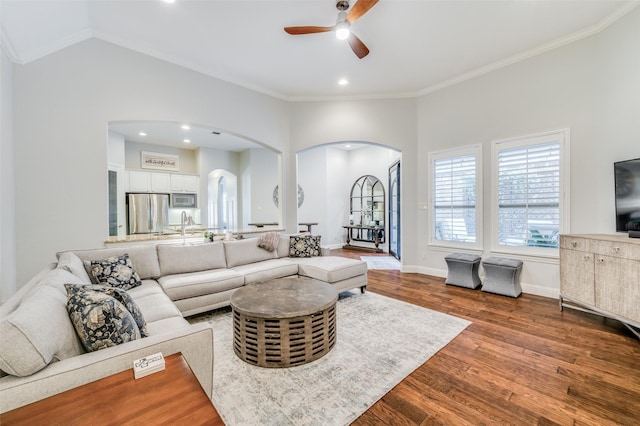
[171,193,197,208]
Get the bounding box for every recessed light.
[181,124,190,130]
[163,0,176,4]
[183,139,191,144]
[139,132,147,136]
[345,144,351,148]
[338,79,348,86]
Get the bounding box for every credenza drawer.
[560,236,591,252]
[593,240,640,260]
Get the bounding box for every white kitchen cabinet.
[170,173,199,192]
[150,172,171,192]
[560,234,640,338]
[127,171,149,192]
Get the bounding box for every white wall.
[248,148,279,224]
[11,38,290,286]
[1,46,16,302]
[415,7,640,297]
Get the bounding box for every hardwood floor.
[341,250,640,426]
[208,249,640,425]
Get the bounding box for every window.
[429,146,482,248]
[492,129,569,255]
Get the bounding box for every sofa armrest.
[0,323,214,413]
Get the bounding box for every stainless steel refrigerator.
[127,193,170,234]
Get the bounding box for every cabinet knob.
[612,247,620,253]
[597,257,605,263]
[571,242,577,248]
[583,255,590,261]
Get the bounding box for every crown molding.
[5,27,93,65]
[417,1,640,97]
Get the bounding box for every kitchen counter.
[105,226,284,246]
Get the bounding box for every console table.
[559,234,640,338]
[342,225,384,253]
[0,353,221,425]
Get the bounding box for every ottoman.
[444,253,482,289]
[481,257,523,297]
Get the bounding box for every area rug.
[360,255,401,270]
[189,291,470,426]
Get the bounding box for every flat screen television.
[614,158,640,232]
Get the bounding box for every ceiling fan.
[284,0,379,59]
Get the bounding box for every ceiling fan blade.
[347,33,370,59]
[284,26,334,35]
[346,0,379,24]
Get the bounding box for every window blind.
[433,155,476,243]
[497,141,560,248]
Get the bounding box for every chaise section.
[294,256,368,292]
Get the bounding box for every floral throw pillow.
[89,253,141,290]
[65,284,148,337]
[289,235,321,258]
[65,285,141,352]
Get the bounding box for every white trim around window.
[490,128,570,258]
[428,144,483,250]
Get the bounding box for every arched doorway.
[208,170,237,230]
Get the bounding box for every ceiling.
[1,0,637,101]
[109,121,264,151]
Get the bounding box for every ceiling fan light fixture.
[336,26,350,40]
[335,19,350,40]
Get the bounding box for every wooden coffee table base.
[233,303,336,368]
[230,277,338,368]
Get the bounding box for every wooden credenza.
[559,234,640,338]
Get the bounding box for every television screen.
[614,158,640,232]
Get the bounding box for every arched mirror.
[350,175,385,243]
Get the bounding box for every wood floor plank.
[341,250,640,426]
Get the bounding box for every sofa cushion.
[289,235,321,258]
[276,235,293,258]
[223,238,277,268]
[88,254,142,291]
[66,287,141,352]
[231,258,299,284]
[34,268,89,296]
[125,280,185,325]
[63,245,161,280]
[65,284,149,337]
[158,269,244,301]
[294,256,368,283]
[157,242,227,275]
[56,251,92,283]
[0,286,84,377]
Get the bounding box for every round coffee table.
[230,277,338,368]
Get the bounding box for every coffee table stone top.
[230,277,338,319]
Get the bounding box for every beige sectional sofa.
[0,235,367,412]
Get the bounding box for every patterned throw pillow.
[65,285,141,352]
[289,235,321,258]
[65,284,148,337]
[89,253,141,290]
[257,231,280,252]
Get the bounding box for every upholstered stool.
[444,253,482,289]
[481,257,523,297]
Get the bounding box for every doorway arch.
[208,169,237,230]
